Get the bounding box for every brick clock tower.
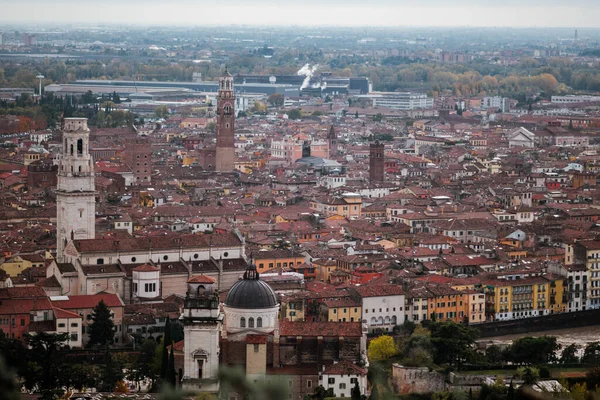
[215,68,235,172]
[369,140,384,184]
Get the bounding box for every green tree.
[429,321,478,368]
[155,105,170,119]
[267,93,284,107]
[516,366,540,385]
[355,111,359,118]
[351,380,362,400]
[486,345,504,364]
[506,336,560,365]
[367,335,397,362]
[81,90,96,104]
[87,300,116,348]
[0,355,20,400]
[24,332,70,400]
[372,113,383,122]
[129,339,158,389]
[561,343,580,364]
[369,383,380,400]
[67,364,101,391]
[586,366,600,391]
[99,348,124,392]
[583,342,600,365]
[570,382,589,400]
[287,109,302,120]
[167,344,176,387]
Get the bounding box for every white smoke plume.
[297,63,318,90]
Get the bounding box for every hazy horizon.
[0,0,598,28]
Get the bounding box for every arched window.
[257,317,262,328]
[248,317,254,328]
[240,317,246,328]
[77,139,83,155]
[70,144,74,156]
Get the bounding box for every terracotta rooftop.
[188,274,216,284]
[322,360,367,376]
[280,320,362,337]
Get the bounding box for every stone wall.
[476,308,600,338]
[392,364,445,394]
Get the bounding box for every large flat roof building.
[64,79,300,97]
[360,92,434,110]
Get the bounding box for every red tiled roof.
[0,298,53,315]
[352,284,404,298]
[51,293,124,310]
[188,275,216,284]
[246,334,268,344]
[323,360,366,376]
[132,264,160,272]
[53,307,82,319]
[169,340,185,352]
[280,320,362,337]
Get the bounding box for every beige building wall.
[246,343,267,375]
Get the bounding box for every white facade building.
[353,284,405,333]
[365,92,434,110]
[481,96,510,112]
[321,361,368,398]
[551,95,600,104]
[132,264,160,299]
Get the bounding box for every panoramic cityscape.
[1,2,600,400]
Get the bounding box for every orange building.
[252,249,305,274]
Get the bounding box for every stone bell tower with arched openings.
[215,68,235,172]
[56,118,96,260]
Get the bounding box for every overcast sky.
[0,0,598,27]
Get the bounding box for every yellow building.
[548,276,567,314]
[310,193,362,219]
[139,191,155,208]
[1,253,46,277]
[464,290,486,324]
[314,259,338,282]
[486,276,554,321]
[322,298,362,323]
[282,294,308,322]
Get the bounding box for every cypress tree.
[87,300,115,348]
[160,318,172,382]
[167,345,176,387]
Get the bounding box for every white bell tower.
[56,118,96,261]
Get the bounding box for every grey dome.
[225,266,278,309]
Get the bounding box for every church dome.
[225,265,278,309]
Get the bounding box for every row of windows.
[57,322,78,328]
[97,251,230,265]
[365,307,402,313]
[240,317,263,328]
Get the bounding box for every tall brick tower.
[369,140,384,184]
[215,68,235,172]
[328,124,338,158]
[56,118,96,260]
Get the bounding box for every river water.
[478,325,600,354]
